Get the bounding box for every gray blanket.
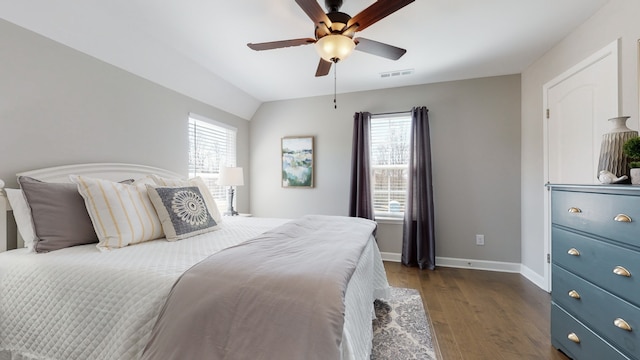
[141,215,377,360]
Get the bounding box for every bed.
[0,163,389,360]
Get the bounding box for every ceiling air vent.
[380,69,414,78]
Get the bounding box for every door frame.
[541,39,619,292]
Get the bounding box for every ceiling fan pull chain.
[334,61,337,109]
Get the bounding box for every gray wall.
[521,0,640,277]
[250,75,522,262]
[0,19,250,213]
[1,15,524,265]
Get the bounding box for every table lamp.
[217,166,244,216]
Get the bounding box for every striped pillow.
[150,175,223,224]
[70,175,164,250]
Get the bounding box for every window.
[370,113,411,218]
[188,113,237,213]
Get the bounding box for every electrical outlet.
[475,234,485,246]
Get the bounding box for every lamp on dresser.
[217,166,244,216]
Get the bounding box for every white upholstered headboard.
[0,163,185,252]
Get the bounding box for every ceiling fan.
[247,0,415,77]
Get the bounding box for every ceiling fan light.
[330,22,347,32]
[315,34,355,62]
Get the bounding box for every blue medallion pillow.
[146,184,219,241]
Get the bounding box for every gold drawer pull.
[568,290,581,299]
[567,248,580,256]
[568,207,582,213]
[567,332,580,343]
[613,266,631,277]
[614,214,632,223]
[614,318,632,332]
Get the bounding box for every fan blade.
[315,59,332,77]
[354,37,406,60]
[295,0,332,26]
[247,38,316,51]
[347,0,414,32]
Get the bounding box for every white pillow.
[70,175,164,250]
[146,184,220,241]
[5,188,36,250]
[149,175,223,224]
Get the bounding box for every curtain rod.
[372,110,411,116]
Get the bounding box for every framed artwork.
[281,136,314,187]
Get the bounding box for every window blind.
[370,113,411,217]
[188,114,237,213]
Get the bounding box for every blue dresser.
[550,185,640,360]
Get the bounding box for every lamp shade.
[315,34,356,62]
[217,167,244,186]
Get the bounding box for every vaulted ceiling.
[0,0,609,119]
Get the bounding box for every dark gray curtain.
[349,112,374,220]
[402,106,436,270]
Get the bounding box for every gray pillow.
[18,176,98,252]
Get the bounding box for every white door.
[542,40,621,291]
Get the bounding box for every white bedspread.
[0,217,388,360]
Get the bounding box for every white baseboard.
[435,256,521,273]
[520,264,549,292]
[380,252,402,262]
[381,252,547,291]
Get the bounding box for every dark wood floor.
[384,262,571,360]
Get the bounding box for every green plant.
[623,137,640,168]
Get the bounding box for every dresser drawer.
[553,265,640,358]
[552,227,640,307]
[552,190,640,249]
[551,303,629,360]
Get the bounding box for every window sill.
[375,217,404,225]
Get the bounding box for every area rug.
[371,287,438,360]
